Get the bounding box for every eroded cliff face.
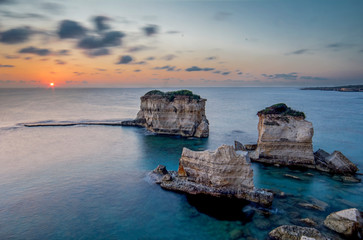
[122,92,209,138]
[178,145,254,190]
[253,114,315,167]
[150,145,273,207]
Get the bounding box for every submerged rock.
[150,145,273,207]
[284,174,302,180]
[268,225,328,240]
[251,103,315,168]
[314,149,359,175]
[121,90,209,138]
[324,208,363,238]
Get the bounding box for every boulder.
[324,208,363,238]
[314,149,359,175]
[252,103,315,168]
[234,140,245,151]
[150,145,273,207]
[121,90,209,138]
[269,225,328,240]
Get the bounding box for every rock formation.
[121,90,209,138]
[250,103,315,167]
[324,208,363,238]
[150,145,273,207]
[268,225,328,240]
[314,149,359,175]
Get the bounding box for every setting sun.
[50,83,54,87]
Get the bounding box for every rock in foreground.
[269,225,328,240]
[150,145,273,207]
[121,90,209,138]
[251,103,315,167]
[315,149,359,175]
[324,208,363,238]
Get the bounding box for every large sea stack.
[150,145,273,207]
[251,103,315,167]
[121,90,209,138]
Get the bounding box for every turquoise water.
[0,88,362,239]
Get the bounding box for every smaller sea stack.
[251,103,315,167]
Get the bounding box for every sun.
[50,82,54,87]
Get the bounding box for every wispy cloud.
[262,72,298,80]
[0,64,14,67]
[161,54,177,61]
[18,46,51,56]
[153,65,180,71]
[185,66,214,72]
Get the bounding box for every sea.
[0,87,362,240]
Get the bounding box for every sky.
[0,0,362,88]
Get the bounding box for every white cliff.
[121,90,209,138]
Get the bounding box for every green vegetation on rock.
[257,103,306,119]
[144,89,201,101]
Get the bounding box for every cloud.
[57,20,87,39]
[214,12,232,21]
[93,16,111,32]
[326,43,354,50]
[0,64,14,67]
[86,48,110,57]
[41,2,65,15]
[55,59,66,65]
[117,55,133,64]
[128,45,149,52]
[300,76,328,81]
[73,72,84,76]
[134,61,146,65]
[18,46,51,56]
[185,66,215,72]
[0,27,32,44]
[153,65,180,71]
[0,0,14,4]
[161,54,177,61]
[288,49,310,55]
[96,68,106,71]
[0,10,47,19]
[165,30,180,34]
[205,56,217,61]
[56,49,70,56]
[145,56,155,61]
[66,80,88,84]
[142,24,159,36]
[262,72,298,80]
[77,31,125,49]
[4,55,19,59]
[222,71,230,75]
[134,69,141,72]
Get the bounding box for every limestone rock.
[234,140,245,151]
[150,145,273,207]
[269,225,328,240]
[121,90,209,138]
[324,208,363,237]
[315,149,359,175]
[252,103,315,167]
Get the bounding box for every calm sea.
[0,88,362,240]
